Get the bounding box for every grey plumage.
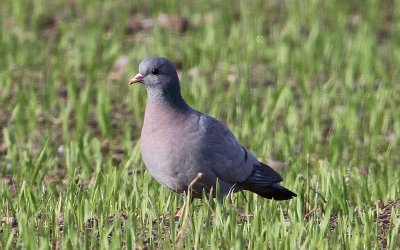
[130,57,296,200]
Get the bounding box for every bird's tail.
[238,163,297,200]
[252,183,297,200]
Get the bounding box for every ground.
[0,0,399,249]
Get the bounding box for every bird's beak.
[129,73,144,85]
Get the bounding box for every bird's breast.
[139,103,202,192]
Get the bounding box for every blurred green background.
[0,0,399,249]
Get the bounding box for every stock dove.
[129,57,296,200]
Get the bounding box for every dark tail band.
[238,164,297,200]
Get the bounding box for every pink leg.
[174,204,185,221]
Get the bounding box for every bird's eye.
[151,68,159,75]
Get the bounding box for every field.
[1,0,399,249]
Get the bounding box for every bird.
[129,57,296,201]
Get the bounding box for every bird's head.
[129,57,185,106]
[129,57,179,88]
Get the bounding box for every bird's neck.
[146,84,189,111]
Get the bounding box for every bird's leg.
[174,198,185,221]
[176,173,203,245]
[175,173,203,221]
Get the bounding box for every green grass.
[1,0,399,249]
